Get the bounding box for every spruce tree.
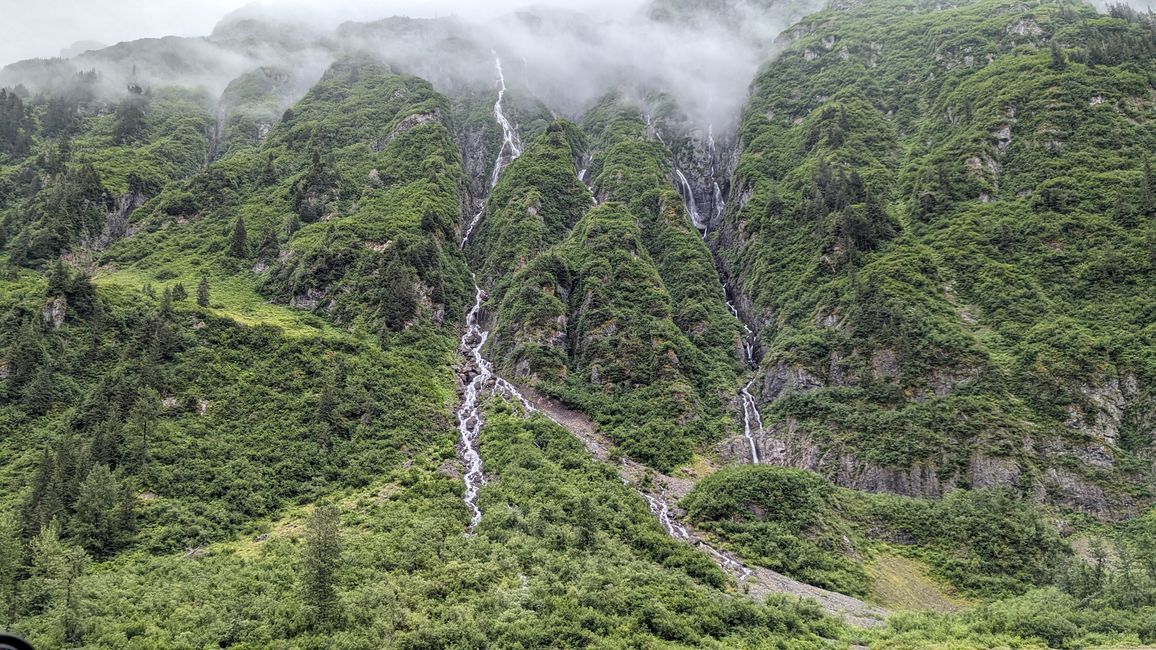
[302,504,342,628]
[26,365,55,416]
[124,389,159,471]
[196,276,210,308]
[0,513,21,625]
[19,519,68,616]
[8,317,44,391]
[171,282,188,302]
[229,216,247,258]
[73,464,122,556]
[24,450,64,538]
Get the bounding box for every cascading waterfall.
[454,54,532,534]
[723,283,756,366]
[740,381,762,465]
[455,282,539,535]
[461,208,484,250]
[640,489,690,540]
[724,284,761,465]
[639,482,753,582]
[462,55,523,250]
[669,121,761,467]
[675,169,705,232]
[456,283,492,534]
[490,55,523,189]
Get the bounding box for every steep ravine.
[455,97,885,625]
[663,118,766,466]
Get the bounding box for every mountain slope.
[715,0,1156,517]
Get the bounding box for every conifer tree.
[26,365,55,416]
[73,464,123,556]
[302,504,342,628]
[196,276,210,308]
[229,216,247,258]
[124,389,159,471]
[0,513,21,625]
[19,519,68,616]
[24,450,64,538]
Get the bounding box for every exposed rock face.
[716,423,1137,518]
[95,191,146,250]
[42,296,67,329]
[290,288,326,310]
[374,110,439,151]
[718,341,1142,517]
[1065,374,1136,446]
[762,361,823,402]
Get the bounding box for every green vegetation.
[685,466,1156,648]
[473,102,744,470]
[1,0,1155,646]
[720,0,1156,510]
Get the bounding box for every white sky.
[0,0,580,68]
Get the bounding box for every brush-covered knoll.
[717,0,1156,515]
[94,58,471,336]
[261,60,473,334]
[584,96,743,368]
[0,254,464,592]
[4,403,845,648]
[684,466,1068,600]
[216,66,296,157]
[492,203,727,470]
[684,465,1156,647]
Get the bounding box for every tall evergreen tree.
[229,216,248,258]
[24,451,64,538]
[302,504,343,628]
[0,513,21,625]
[73,464,125,557]
[25,365,55,416]
[196,276,210,308]
[19,520,69,616]
[123,389,159,471]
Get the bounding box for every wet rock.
[762,362,823,403]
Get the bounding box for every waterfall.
[640,489,690,540]
[740,381,762,465]
[640,485,753,582]
[461,208,484,250]
[454,54,530,533]
[456,284,492,534]
[462,55,523,250]
[490,55,523,189]
[675,169,705,232]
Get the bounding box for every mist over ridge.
[2,0,824,135]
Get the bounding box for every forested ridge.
[0,0,1154,648]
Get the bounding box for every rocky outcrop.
[94,191,146,250]
[1064,374,1137,447]
[289,288,326,310]
[42,295,67,329]
[762,361,823,402]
